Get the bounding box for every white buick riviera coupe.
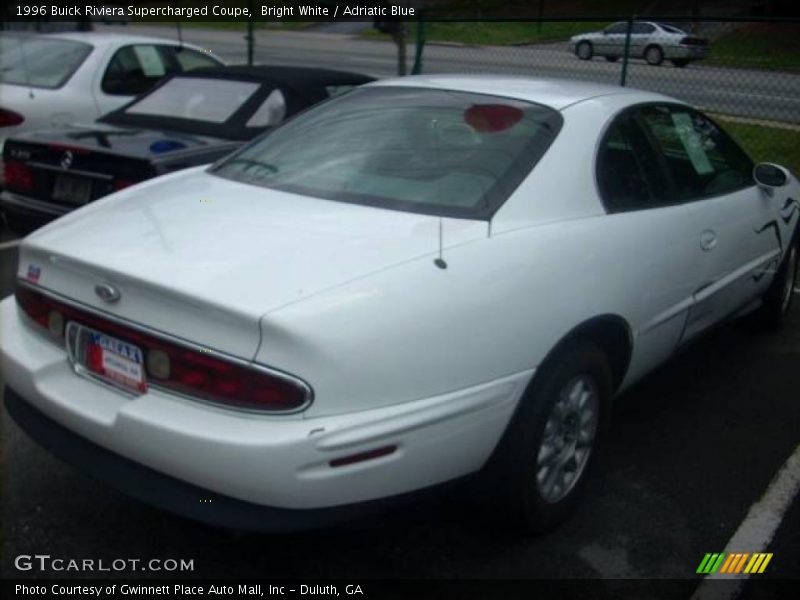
[2,76,798,533]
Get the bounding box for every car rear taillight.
[4,160,34,191]
[0,108,24,127]
[15,285,310,412]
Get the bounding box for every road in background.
[108,24,800,123]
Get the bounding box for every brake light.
[15,285,310,412]
[0,108,24,127]
[14,285,54,332]
[4,160,34,191]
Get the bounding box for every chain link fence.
[409,17,800,173]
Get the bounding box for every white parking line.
[690,443,800,599]
[0,240,21,251]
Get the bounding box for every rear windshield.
[126,77,260,123]
[0,35,92,89]
[211,86,562,219]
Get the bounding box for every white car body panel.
[2,75,798,518]
[18,166,489,359]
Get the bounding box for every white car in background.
[0,32,224,162]
[1,76,797,533]
[570,21,709,67]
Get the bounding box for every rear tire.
[576,41,593,60]
[756,237,799,329]
[645,45,664,66]
[478,340,611,534]
[671,59,689,67]
[605,55,619,62]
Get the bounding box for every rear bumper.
[0,296,528,523]
[4,386,461,532]
[666,45,708,60]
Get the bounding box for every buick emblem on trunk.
[61,151,73,169]
[94,283,121,303]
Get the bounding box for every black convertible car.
[1,65,373,232]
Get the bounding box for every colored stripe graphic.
[697,553,726,574]
[698,552,773,574]
[744,553,773,574]
[720,553,750,573]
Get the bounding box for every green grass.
[422,0,643,19]
[707,24,800,72]
[720,120,800,176]
[364,21,607,46]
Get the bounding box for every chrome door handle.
[700,230,717,251]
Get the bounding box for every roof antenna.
[434,217,447,269]
[176,22,183,47]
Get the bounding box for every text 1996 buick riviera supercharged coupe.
[1,76,798,533]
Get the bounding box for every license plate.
[53,174,92,204]
[67,322,147,394]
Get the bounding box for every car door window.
[102,44,178,96]
[597,113,669,211]
[637,105,753,202]
[605,22,629,34]
[632,23,655,34]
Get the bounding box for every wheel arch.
[535,314,633,394]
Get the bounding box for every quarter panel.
[258,207,698,417]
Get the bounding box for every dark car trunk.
[2,126,237,211]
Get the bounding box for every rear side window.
[102,45,222,96]
[638,105,753,202]
[597,113,669,211]
[246,89,287,128]
[168,47,221,71]
[102,45,176,96]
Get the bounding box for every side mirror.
[754,162,789,189]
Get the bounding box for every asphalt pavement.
[1,222,798,593]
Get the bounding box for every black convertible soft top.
[99,65,375,141]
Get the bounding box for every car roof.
[183,65,374,87]
[368,75,672,110]
[35,31,200,48]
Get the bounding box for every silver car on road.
[569,21,709,67]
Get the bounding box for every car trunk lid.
[3,125,218,208]
[18,168,488,359]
